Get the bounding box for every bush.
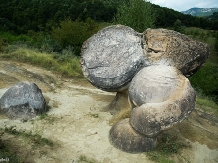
[215,35,218,51]
[52,45,76,62]
[114,0,155,32]
[52,19,99,55]
[174,19,185,33]
[0,38,7,52]
[190,62,218,102]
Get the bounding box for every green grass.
[39,114,57,124]
[196,94,218,116]
[190,62,218,100]
[0,31,33,44]
[196,98,218,110]
[78,155,100,163]
[146,132,191,163]
[0,143,22,163]
[147,152,175,163]
[0,126,55,162]
[183,27,218,104]
[196,98,218,116]
[90,113,99,118]
[0,47,83,77]
[2,126,54,147]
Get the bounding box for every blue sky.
[149,0,218,11]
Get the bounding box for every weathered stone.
[0,82,46,120]
[80,25,206,153]
[80,25,147,92]
[144,28,209,77]
[109,118,157,153]
[129,65,196,137]
[128,65,184,106]
[81,26,209,93]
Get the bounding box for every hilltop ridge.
[182,7,218,16]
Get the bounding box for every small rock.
[0,82,46,121]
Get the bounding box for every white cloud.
[149,0,218,11]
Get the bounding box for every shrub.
[114,0,155,32]
[0,38,7,52]
[190,62,218,102]
[215,35,218,51]
[174,19,184,33]
[52,19,99,55]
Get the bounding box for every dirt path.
[0,61,218,163]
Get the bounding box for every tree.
[212,20,218,30]
[154,8,166,27]
[174,19,184,33]
[52,19,99,55]
[114,0,155,32]
[215,32,218,51]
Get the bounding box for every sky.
[149,0,218,12]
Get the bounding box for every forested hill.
[182,8,218,17]
[208,12,218,21]
[0,0,217,34]
[0,0,118,33]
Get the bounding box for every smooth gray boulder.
[80,25,147,92]
[0,82,46,120]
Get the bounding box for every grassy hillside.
[0,46,82,77]
[182,8,218,17]
[183,27,218,102]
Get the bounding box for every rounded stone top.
[0,82,45,111]
[128,65,184,106]
[80,25,147,92]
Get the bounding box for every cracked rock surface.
[0,82,46,121]
[144,28,209,77]
[81,25,147,92]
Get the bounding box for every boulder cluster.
[80,25,209,153]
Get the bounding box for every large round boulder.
[80,25,147,92]
[129,65,196,137]
[0,82,46,120]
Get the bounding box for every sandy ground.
[0,61,218,163]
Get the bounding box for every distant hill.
[182,7,218,16]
